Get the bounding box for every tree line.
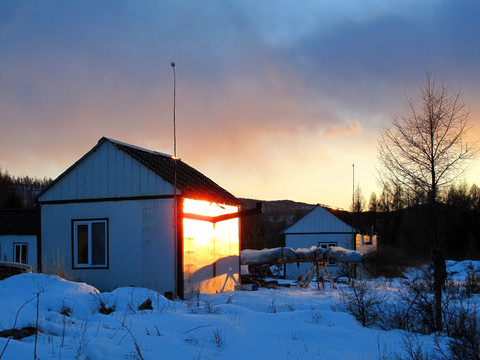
[0,168,52,208]
[352,181,480,260]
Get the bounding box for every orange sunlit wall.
[355,233,378,254]
[182,199,240,296]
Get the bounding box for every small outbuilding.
[0,209,39,271]
[37,137,249,298]
[283,204,376,279]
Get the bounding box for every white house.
[283,205,377,279]
[0,209,39,271]
[37,137,249,299]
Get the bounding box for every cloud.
[1,0,480,208]
[271,1,480,106]
[324,121,363,139]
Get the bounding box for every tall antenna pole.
[352,163,355,250]
[171,61,180,298]
[171,61,177,158]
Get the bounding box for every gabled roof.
[106,138,242,206]
[38,137,242,206]
[282,203,375,235]
[0,209,39,235]
[323,207,375,234]
[282,204,358,234]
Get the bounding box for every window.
[319,242,337,265]
[73,219,108,268]
[363,235,373,245]
[14,243,28,264]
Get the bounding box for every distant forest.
[241,181,480,261]
[362,181,480,260]
[1,167,479,260]
[0,168,52,208]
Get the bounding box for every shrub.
[212,328,225,349]
[338,279,386,327]
[396,333,434,360]
[377,301,412,332]
[361,247,418,279]
[397,267,437,334]
[336,262,357,282]
[447,313,480,360]
[465,264,480,296]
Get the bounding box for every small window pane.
[91,222,106,266]
[77,225,89,264]
[14,244,20,263]
[21,244,27,264]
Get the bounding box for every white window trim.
[72,219,108,269]
[14,242,28,264]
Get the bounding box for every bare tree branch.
[378,73,478,203]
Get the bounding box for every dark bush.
[465,264,480,297]
[338,279,386,327]
[447,313,480,360]
[361,247,419,278]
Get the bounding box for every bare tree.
[378,73,477,332]
[468,183,480,211]
[368,192,378,212]
[378,73,477,204]
[351,184,366,213]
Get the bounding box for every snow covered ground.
[0,261,479,360]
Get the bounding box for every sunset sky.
[1,1,479,209]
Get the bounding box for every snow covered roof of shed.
[37,137,242,206]
[0,209,39,236]
[282,204,366,234]
[105,138,242,206]
[322,206,374,234]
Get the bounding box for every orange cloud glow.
[2,1,480,209]
[324,121,363,139]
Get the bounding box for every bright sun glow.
[182,199,240,295]
[183,199,238,217]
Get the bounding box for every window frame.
[13,242,28,264]
[364,234,373,245]
[72,218,109,269]
[319,242,338,266]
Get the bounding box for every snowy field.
[0,261,479,360]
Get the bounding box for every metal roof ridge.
[102,137,173,158]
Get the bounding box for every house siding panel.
[141,200,175,292]
[38,142,174,202]
[124,152,132,195]
[41,199,175,292]
[283,206,354,234]
[284,205,357,280]
[0,235,37,270]
[108,146,116,197]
